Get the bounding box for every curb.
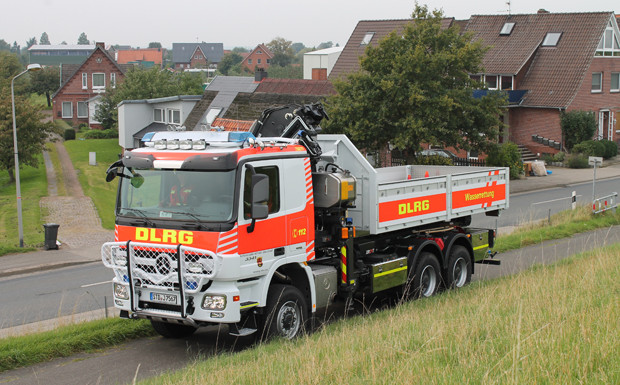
[0,260,99,279]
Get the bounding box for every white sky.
[2,0,618,49]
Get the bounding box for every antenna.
[506,0,512,16]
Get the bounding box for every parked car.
[418,149,457,159]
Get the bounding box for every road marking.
[531,195,582,206]
[81,280,112,288]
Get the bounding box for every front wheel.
[261,284,308,340]
[150,320,197,338]
[410,252,441,298]
[444,245,472,289]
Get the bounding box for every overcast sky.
[2,0,618,49]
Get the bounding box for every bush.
[78,123,89,131]
[572,140,606,157]
[600,139,618,159]
[560,110,597,151]
[64,128,76,141]
[83,129,118,139]
[553,152,566,163]
[566,154,589,168]
[485,142,523,179]
[414,155,453,166]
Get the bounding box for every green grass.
[495,205,620,252]
[28,94,51,110]
[0,153,48,252]
[44,142,67,196]
[0,318,155,372]
[140,244,619,385]
[64,138,122,229]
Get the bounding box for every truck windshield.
[118,169,236,223]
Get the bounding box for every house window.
[257,58,262,65]
[110,73,116,88]
[248,59,252,65]
[257,50,262,54]
[500,75,513,90]
[591,73,602,92]
[82,73,87,89]
[500,22,515,35]
[62,102,73,118]
[77,101,88,118]
[153,108,164,122]
[611,72,619,92]
[361,32,375,45]
[485,75,498,89]
[542,32,562,47]
[266,59,271,64]
[205,107,222,125]
[92,73,105,89]
[168,109,180,125]
[596,21,620,56]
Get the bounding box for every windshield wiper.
[120,208,155,227]
[159,210,205,230]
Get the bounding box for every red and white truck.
[102,104,508,339]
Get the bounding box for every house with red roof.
[116,48,164,68]
[52,42,130,128]
[241,44,274,72]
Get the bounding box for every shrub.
[566,154,589,168]
[64,128,76,141]
[78,123,89,131]
[560,110,597,151]
[414,155,453,166]
[553,152,566,163]
[485,142,523,179]
[572,140,606,157]
[600,139,618,159]
[83,129,118,139]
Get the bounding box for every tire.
[261,284,308,340]
[444,245,472,289]
[409,252,441,299]
[150,320,197,338]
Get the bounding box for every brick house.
[465,11,620,155]
[52,42,129,128]
[172,43,224,70]
[241,44,274,72]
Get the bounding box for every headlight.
[202,295,226,310]
[114,283,129,299]
[186,262,203,274]
[112,247,127,267]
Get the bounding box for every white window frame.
[500,22,515,35]
[595,21,620,56]
[610,72,619,92]
[542,32,562,47]
[167,109,181,125]
[62,101,73,118]
[485,74,498,90]
[110,73,116,88]
[82,73,87,89]
[92,73,105,89]
[591,72,603,93]
[153,108,165,123]
[77,101,88,118]
[361,32,375,45]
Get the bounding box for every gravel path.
[39,139,114,249]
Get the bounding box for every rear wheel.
[409,252,441,298]
[261,284,308,340]
[444,245,472,289]
[150,320,197,338]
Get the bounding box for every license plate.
[149,292,178,304]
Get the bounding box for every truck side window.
[244,166,280,219]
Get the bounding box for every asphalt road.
[1,225,618,385]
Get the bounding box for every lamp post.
[11,63,42,247]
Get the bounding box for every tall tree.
[25,37,37,49]
[324,5,505,160]
[40,32,51,45]
[317,41,333,50]
[267,37,294,67]
[29,66,60,107]
[0,39,10,51]
[77,32,89,45]
[218,52,243,75]
[148,42,162,49]
[291,42,306,54]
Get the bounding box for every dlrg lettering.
[398,200,430,215]
[135,228,194,244]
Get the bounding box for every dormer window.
[542,32,562,47]
[361,32,375,45]
[500,22,515,35]
[596,20,620,56]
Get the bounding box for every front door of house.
[598,110,614,141]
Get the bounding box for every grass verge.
[63,138,122,229]
[495,205,620,252]
[0,318,155,372]
[0,153,47,253]
[141,244,619,385]
[44,142,67,196]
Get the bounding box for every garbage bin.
[43,223,60,250]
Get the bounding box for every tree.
[148,42,162,49]
[0,53,56,181]
[29,66,60,107]
[267,37,294,67]
[11,42,20,54]
[0,39,10,51]
[95,67,205,129]
[560,110,597,151]
[291,42,306,54]
[324,5,505,161]
[317,41,333,50]
[218,52,243,75]
[232,47,249,54]
[26,37,37,49]
[77,32,89,45]
[40,32,51,45]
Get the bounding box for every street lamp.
[11,63,42,247]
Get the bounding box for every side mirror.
[251,174,269,220]
[130,173,144,188]
[105,168,118,182]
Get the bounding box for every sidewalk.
[1,159,618,279]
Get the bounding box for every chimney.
[537,9,549,14]
[95,42,105,49]
[255,68,268,82]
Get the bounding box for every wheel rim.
[452,257,468,287]
[276,300,301,339]
[420,265,437,297]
